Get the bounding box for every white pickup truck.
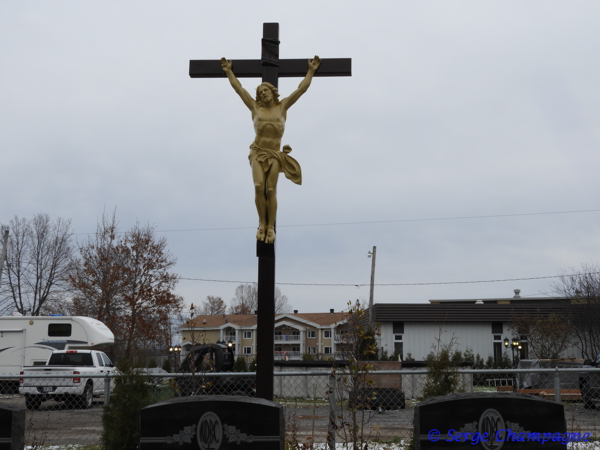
[19,349,115,410]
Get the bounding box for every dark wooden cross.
[189,23,351,400]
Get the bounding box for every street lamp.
[169,345,181,372]
[503,337,520,367]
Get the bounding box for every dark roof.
[373,303,569,322]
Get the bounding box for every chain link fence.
[1,367,599,447]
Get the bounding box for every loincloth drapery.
[248,144,302,185]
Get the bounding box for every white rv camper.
[0,316,114,382]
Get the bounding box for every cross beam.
[189,23,351,401]
[190,58,352,80]
[189,23,351,88]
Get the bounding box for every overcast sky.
[2,1,599,314]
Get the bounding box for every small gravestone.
[0,403,25,450]
[414,393,567,450]
[140,396,283,450]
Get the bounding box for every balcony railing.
[274,334,300,342]
[274,351,302,360]
[334,333,349,342]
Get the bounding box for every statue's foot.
[265,228,276,244]
[256,226,266,242]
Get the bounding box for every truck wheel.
[25,395,42,410]
[78,384,94,409]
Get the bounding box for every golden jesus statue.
[221,56,321,244]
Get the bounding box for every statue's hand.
[220,57,232,72]
[308,55,321,71]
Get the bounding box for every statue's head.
[255,82,280,107]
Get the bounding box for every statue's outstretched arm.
[221,58,255,111]
[282,56,321,111]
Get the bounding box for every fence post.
[327,372,336,450]
[104,376,110,406]
[554,368,560,403]
[277,366,283,398]
[304,367,309,399]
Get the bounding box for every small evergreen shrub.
[233,356,247,372]
[102,360,152,450]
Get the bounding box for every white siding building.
[375,289,578,362]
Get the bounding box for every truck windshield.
[48,353,94,366]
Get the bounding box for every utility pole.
[0,228,8,286]
[368,246,376,327]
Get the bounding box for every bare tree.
[69,211,125,332]
[511,312,574,360]
[553,264,600,360]
[201,295,227,315]
[0,214,73,316]
[275,288,291,314]
[229,283,291,314]
[115,223,183,359]
[333,300,379,450]
[70,214,183,359]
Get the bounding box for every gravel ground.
[1,395,598,447]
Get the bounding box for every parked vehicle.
[0,315,114,393]
[579,352,600,409]
[176,343,255,397]
[19,349,115,410]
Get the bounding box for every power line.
[180,272,600,287]
[72,208,600,235]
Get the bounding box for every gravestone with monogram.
[0,403,25,450]
[139,396,283,450]
[414,393,567,450]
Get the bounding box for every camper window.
[48,323,72,337]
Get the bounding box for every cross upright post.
[190,23,351,401]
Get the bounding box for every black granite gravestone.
[0,403,25,450]
[414,393,570,450]
[140,396,283,450]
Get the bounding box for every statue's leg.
[251,158,267,241]
[264,161,280,244]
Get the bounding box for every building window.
[492,333,503,365]
[394,342,403,360]
[307,330,316,338]
[492,322,503,334]
[393,333,403,359]
[243,347,252,355]
[292,346,300,352]
[519,335,529,360]
[243,331,252,339]
[323,330,332,338]
[225,331,236,341]
[292,330,300,336]
[307,347,316,354]
[324,347,332,354]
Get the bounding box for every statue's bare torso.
[253,104,286,151]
